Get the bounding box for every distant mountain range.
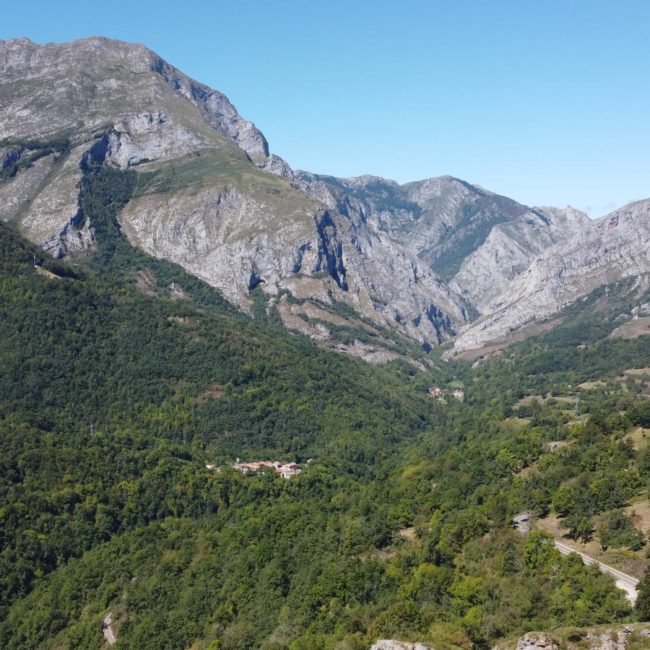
[2,36,649,359]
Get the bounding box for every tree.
[635,565,650,621]
[575,517,595,543]
[629,400,650,428]
[524,531,559,573]
[598,510,645,551]
[553,485,577,517]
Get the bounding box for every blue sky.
[3,0,649,216]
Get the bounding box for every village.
[206,459,303,479]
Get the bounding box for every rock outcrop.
[370,641,432,650]
[0,37,467,352]
[453,200,650,352]
[499,626,650,650]
[515,633,559,650]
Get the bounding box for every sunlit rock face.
[3,36,650,356]
[0,37,468,352]
[452,199,650,352]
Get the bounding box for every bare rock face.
[294,173,594,330]
[294,172,469,343]
[453,200,650,352]
[120,176,322,307]
[515,633,558,650]
[370,641,432,650]
[0,36,467,350]
[259,153,295,179]
[293,172,591,306]
[299,169,650,355]
[295,172,535,284]
[503,626,650,650]
[450,207,590,312]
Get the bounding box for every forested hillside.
[1,216,650,649]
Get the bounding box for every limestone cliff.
[0,36,467,353]
[453,200,650,352]
[2,36,649,357]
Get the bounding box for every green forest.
[1,165,650,649]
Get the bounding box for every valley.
[0,34,649,650]
[0,201,649,648]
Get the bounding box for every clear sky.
[3,0,649,216]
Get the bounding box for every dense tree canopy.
[1,173,649,648]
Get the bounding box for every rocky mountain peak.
[0,36,269,161]
[0,36,474,357]
[2,35,650,360]
[535,205,591,224]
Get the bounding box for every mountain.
[1,35,649,359]
[0,36,469,358]
[295,173,533,282]
[453,200,650,352]
[295,171,650,355]
[294,173,592,318]
[0,36,317,292]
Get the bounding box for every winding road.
[554,540,639,603]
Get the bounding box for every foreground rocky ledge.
[371,641,432,650]
[494,624,650,650]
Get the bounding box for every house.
[429,386,465,401]
[277,463,301,479]
[233,460,274,474]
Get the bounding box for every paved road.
[554,540,639,603]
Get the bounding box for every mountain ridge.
[2,35,649,357]
[452,198,650,352]
[0,36,471,355]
